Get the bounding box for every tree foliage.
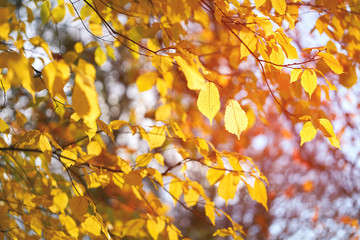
[0,0,359,239]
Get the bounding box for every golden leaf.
[255,0,267,9]
[318,52,344,74]
[52,5,65,23]
[59,214,79,238]
[301,68,317,98]
[184,187,199,207]
[82,216,102,236]
[43,60,70,100]
[151,55,173,73]
[147,217,165,240]
[174,56,206,90]
[136,153,154,167]
[205,201,216,225]
[271,0,286,15]
[72,59,100,122]
[169,178,183,206]
[147,126,166,150]
[136,72,158,92]
[300,121,317,146]
[247,179,268,210]
[290,68,303,83]
[224,99,248,139]
[197,82,220,125]
[217,172,240,205]
[87,141,102,156]
[94,47,107,66]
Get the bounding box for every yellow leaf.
[174,56,206,90]
[109,120,128,130]
[240,28,257,58]
[195,137,209,156]
[224,99,248,139]
[40,0,51,24]
[271,0,286,15]
[290,68,303,83]
[269,45,285,70]
[59,214,79,238]
[87,141,102,156]
[329,136,341,149]
[94,47,107,66]
[136,153,153,167]
[39,134,52,152]
[169,178,183,206]
[314,69,337,90]
[82,216,102,236]
[69,196,89,220]
[167,225,179,240]
[52,5,65,23]
[275,29,298,59]
[247,179,268,211]
[206,159,225,186]
[0,52,34,97]
[255,0,266,9]
[217,172,240,205]
[30,217,42,236]
[74,42,83,53]
[51,190,69,213]
[147,126,166,150]
[151,55,173,73]
[106,45,115,60]
[300,121,317,146]
[123,219,146,237]
[184,187,199,207]
[301,69,317,98]
[318,118,341,149]
[155,104,171,121]
[0,22,10,40]
[60,150,78,167]
[318,52,344,74]
[96,119,114,142]
[205,201,216,225]
[154,153,164,166]
[136,72,158,92]
[72,59,101,122]
[0,118,10,136]
[147,217,165,240]
[197,82,220,125]
[43,60,70,100]
[63,51,78,63]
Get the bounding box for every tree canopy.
[0,0,360,239]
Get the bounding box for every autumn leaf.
[218,172,241,205]
[72,59,101,122]
[318,52,344,74]
[136,72,158,92]
[255,0,267,9]
[224,99,248,139]
[300,121,317,146]
[184,187,199,207]
[147,217,165,240]
[42,59,70,100]
[197,82,220,125]
[301,68,317,98]
[247,179,268,211]
[147,126,166,150]
[174,56,206,90]
[94,47,107,66]
[169,178,183,206]
[290,68,303,83]
[271,0,286,15]
[82,216,102,236]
